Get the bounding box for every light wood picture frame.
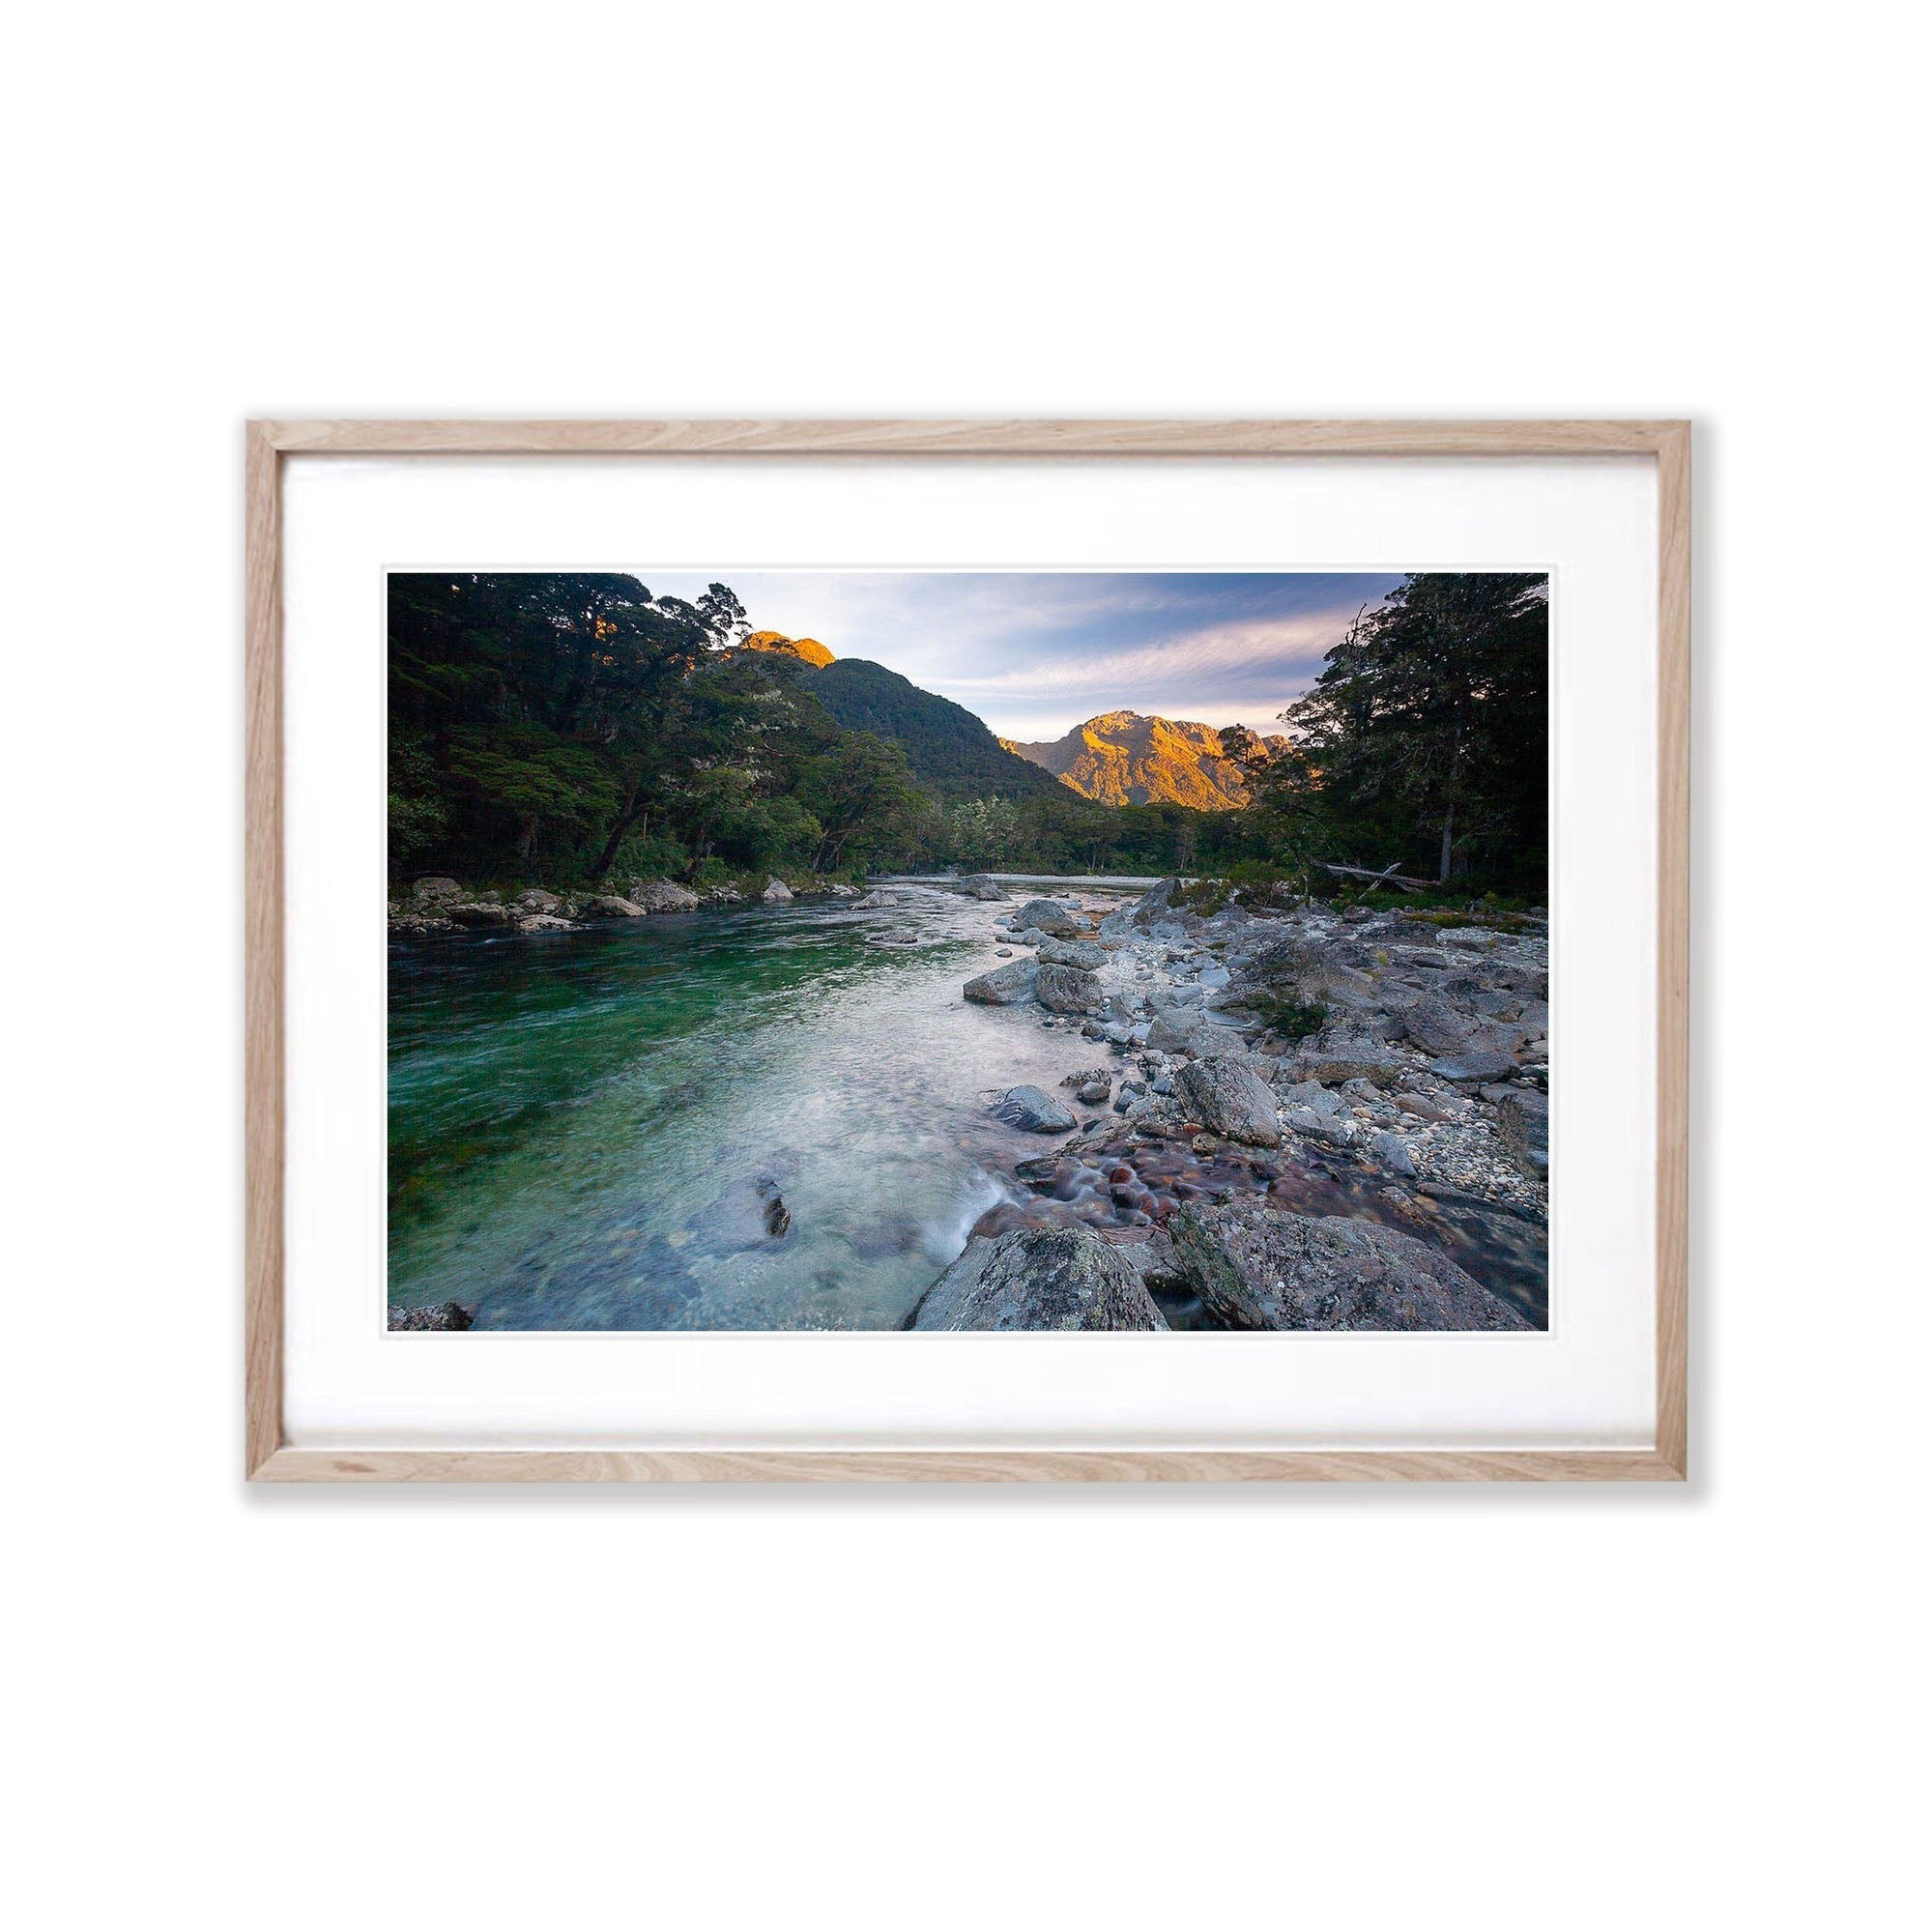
[245,418,1689,1483]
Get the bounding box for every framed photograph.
[246,419,1688,1482]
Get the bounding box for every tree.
[1283,574,1547,885]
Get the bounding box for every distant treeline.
[389,570,1546,894]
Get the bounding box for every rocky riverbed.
[925,873,1551,1330]
[386,868,1548,1332]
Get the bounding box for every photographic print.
[388,568,1549,1334]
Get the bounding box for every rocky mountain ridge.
[999,709,1283,810]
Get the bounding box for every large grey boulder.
[994,1085,1079,1133]
[1012,897,1081,937]
[853,888,900,908]
[447,901,513,927]
[410,876,464,908]
[1130,878,1182,928]
[1168,1197,1530,1331]
[512,887,563,913]
[1174,1053,1283,1146]
[1035,937,1108,968]
[957,875,1008,901]
[763,878,794,905]
[580,894,647,918]
[1430,1049,1517,1082]
[907,1226,1167,1331]
[515,913,575,934]
[1035,963,1103,1013]
[1400,997,1475,1057]
[628,877,701,912]
[964,959,1040,1005]
[1289,1031,1405,1086]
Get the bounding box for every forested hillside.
[388,570,1547,897]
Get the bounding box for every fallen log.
[1320,861,1434,893]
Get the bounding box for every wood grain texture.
[244,418,1691,1484]
[1655,423,1692,1477]
[252,1447,1685,1484]
[245,424,284,1478]
[257,418,1684,458]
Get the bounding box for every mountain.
[999,710,1269,809]
[739,629,835,668]
[797,659,1067,803]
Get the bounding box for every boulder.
[853,888,900,908]
[515,913,575,933]
[410,876,464,908]
[580,894,647,918]
[1012,897,1081,937]
[763,878,794,905]
[1174,1053,1283,1147]
[447,902,512,927]
[512,888,563,913]
[1035,937,1108,968]
[1289,1032,1405,1085]
[964,960,1040,1005]
[1368,1130,1417,1178]
[1035,963,1103,1013]
[1130,878,1182,928]
[1182,1021,1247,1058]
[907,1226,1168,1331]
[388,1300,476,1332]
[957,875,1008,901]
[1168,1197,1530,1331]
[1402,997,1476,1057]
[628,877,701,912]
[1430,1049,1518,1082]
[994,1085,1079,1134]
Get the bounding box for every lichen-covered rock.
[1174,1053,1283,1146]
[906,1226,1167,1331]
[388,1300,476,1332]
[1012,898,1081,937]
[1401,997,1475,1057]
[1289,1031,1405,1086]
[1430,1049,1517,1082]
[994,1085,1079,1133]
[627,877,701,912]
[1168,1197,1530,1331]
[964,960,1040,1004]
[1035,937,1108,968]
[1035,963,1103,1013]
[763,878,795,904]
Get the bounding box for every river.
[388,881,1137,1329]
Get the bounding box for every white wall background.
[6,5,1925,1929]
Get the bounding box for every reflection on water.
[389,893,1118,1329]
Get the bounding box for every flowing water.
[388,887,1129,1329]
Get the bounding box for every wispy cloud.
[635,569,1398,739]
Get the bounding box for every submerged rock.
[995,1085,1079,1134]
[1035,963,1104,1013]
[1168,1197,1530,1331]
[964,959,1040,1005]
[1174,1053,1283,1147]
[906,1226,1167,1331]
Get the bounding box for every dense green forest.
[389,570,1546,895]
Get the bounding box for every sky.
[635,570,1403,742]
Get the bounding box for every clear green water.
[387,892,1116,1329]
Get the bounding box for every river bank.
[388,870,1549,1331]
